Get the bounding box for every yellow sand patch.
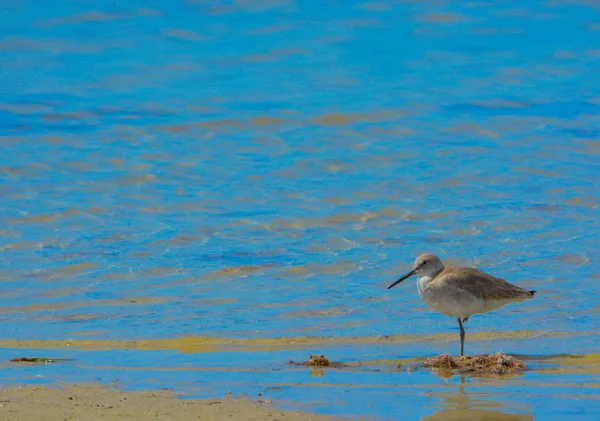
[0,330,578,354]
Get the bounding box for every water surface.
[1,0,599,420]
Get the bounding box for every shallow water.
[1,0,599,419]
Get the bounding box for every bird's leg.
[462,317,469,323]
[457,318,465,357]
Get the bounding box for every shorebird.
[387,254,536,356]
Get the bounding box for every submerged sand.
[0,384,333,421]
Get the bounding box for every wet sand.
[0,384,334,421]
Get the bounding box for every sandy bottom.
[0,384,333,421]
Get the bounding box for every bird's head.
[387,253,444,290]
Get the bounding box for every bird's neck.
[417,267,443,293]
[419,267,444,280]
[417,275,431,297]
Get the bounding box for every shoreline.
[0,383,335,421]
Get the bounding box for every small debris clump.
[306,354,330,366]
[289,354,330,366]
[289,354,343,368]
[423,352,526,375]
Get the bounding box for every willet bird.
[387,254,536,356]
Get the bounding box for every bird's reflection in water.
[422,377,534,421]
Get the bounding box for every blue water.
[1,1,600,420]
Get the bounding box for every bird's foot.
[462,317,469,323]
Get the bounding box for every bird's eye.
[422,260,428,265]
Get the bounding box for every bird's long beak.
[387,268,416,290]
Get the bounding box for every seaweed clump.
[9,357,69,364]
[423,352,525,375]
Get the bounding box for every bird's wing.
[435,267,531,301]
